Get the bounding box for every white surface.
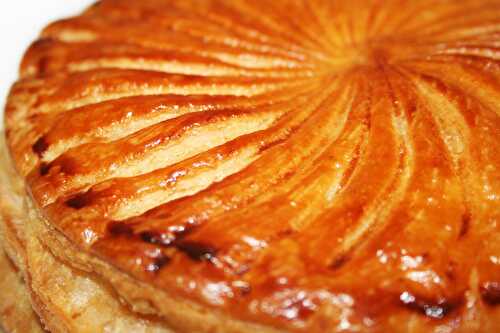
[0,0,94,126]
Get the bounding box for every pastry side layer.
[0,250,43,333]
[0,134,44,333]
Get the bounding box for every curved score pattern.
[5,0,500,331]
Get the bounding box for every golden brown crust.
[3,0,500,332]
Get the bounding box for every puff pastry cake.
[1,0,499,332]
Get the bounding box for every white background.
[0,0,94,126]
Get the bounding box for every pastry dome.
[2,0,499,332]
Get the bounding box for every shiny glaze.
[4,0,500,331]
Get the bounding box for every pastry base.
[0,249,44,333]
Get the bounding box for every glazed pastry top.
[4,0,500,331]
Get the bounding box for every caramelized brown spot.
[399,292,458,319]
[459,211,471,238]
[145,255,171,273]
[140,224,198,247]
[329,254,350,270]
[37,57,50,76]
[31,37,54,49]
[65,193,92,209]
[176,241,217,262]
[140,231,175,247]
[32,137,49,157]
[108,222,134,237]
[39,163,51,176]
[480,282,500,306]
